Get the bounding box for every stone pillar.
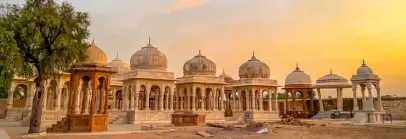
[366,82,374,110]
[145,85,150,110]
[284,91,289,114]
[191,86,196,111]
[7,87,14,109]
[238,89,243,111]
[251,88,255,111]
[123,86,128,110]
[165,88,169,111]
[159,86,164,111]
[352,85,359,110]
[274,88,278,112]
[268,89,272,111]
[26,85,34,110]
[291,90,296,111]
[111,89,116,109]
[201,91,206,111]
[43,87,48,110]
[98,89,105,114]
[180,88,184,111]
[259,91,263,111]
[376,84,383,111]
[127,85,135,110]
[336,88,342,111]
[361,85,366,110]
[213,87,217,111]
[55,87,62,110]
[74,87,81,114]
[220,87,224,111]
[309,90,314,113]
[317,88,324,111]
[170,87,175,111]
[134,86,139,111]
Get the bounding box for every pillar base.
[351,110,386,124]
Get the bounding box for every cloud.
[162,0,208,14]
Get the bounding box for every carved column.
[336,88,342,111]
[375,83,383,111]
[220,87,224,111]
[309,90,314,113]
[111,88,116,109]
[180,88,184,111]
[291,89,296,111]
[145,85,150,110]
[81,85,89,114]
[25,84,35,110]
[191,86,196,111]
[74,86,81,114]
[274,88,278,112]
[268,89,272,111]
[123,86,128,110]
[361,85,366,110]
[54,87,61,110]
[159,86,164,111]
[251,88,255,111]
[134,86,139,111]
[7,86,15,109]
[170,86,175,111]
[165,88,169,111]
[201,90,206,111]
[212,87,217,111]
[238,89,243,111]
[366,82,374,110]
[284,90,289,114]
[130,86,135,110]
[352,85,359,110]
[43,87,48,110]
[317,88,324,111]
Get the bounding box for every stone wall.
[379,97,406,120]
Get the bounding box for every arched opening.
[139,85,146,110]
[217,88,222,110]
[241,90,247,111]
[196,87,202,110]
[46,80,58,110]
[60,81,70,110]
[97,77,106,113]
[150,85,160,110]
[12,84,28,108]
[115,90,123,109]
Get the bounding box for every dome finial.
[295,62,300,70]
[116,52,119,58]
[91,38,95,45]
[253,50,255,56]
[362,59,366,66]
[148,36,151,44]
[222,68,225,74]
[330,68,333,74]
[250,50,257,60]
[197,50,202,56]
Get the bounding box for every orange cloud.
[162,0,207,14]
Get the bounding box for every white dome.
[238,52,270,79]
[129,38,168,70]
[183,50,216,76]
[285,65,311,85]
[311,69,352,88]
[356,60,374,75]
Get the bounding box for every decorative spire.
[250,50,257,60]
[197,50,202,56]
[148,36,151,44]
[295,62,300,70]
[222,68,225,74]
[362,59,366,66]
[330,68,333,74]
[91,38,95,45]
[116,52,119,58]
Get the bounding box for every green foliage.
[0,0,91,133]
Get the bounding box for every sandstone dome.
[219,69,234,83]
[83,39,108,65]
[183,50,216,76]
[129,38,168,70]
[238,52,270,79]
[106,53,131,75]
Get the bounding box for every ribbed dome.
[219,69,234,83]
[84,39,108,65]
[285,64,311,85]
[183,50,216,76]
[316,69,349,83]
[238,52,270,79]
[129,38,168,70]
[106,53,131,76]
[356,59,374,75]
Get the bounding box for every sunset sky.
[4,0,406,97]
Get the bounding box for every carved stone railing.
[128,110,172,124]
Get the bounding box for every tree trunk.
[28,74,45,133]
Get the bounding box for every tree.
[0,0,90,133]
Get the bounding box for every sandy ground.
[9,120,406,139]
